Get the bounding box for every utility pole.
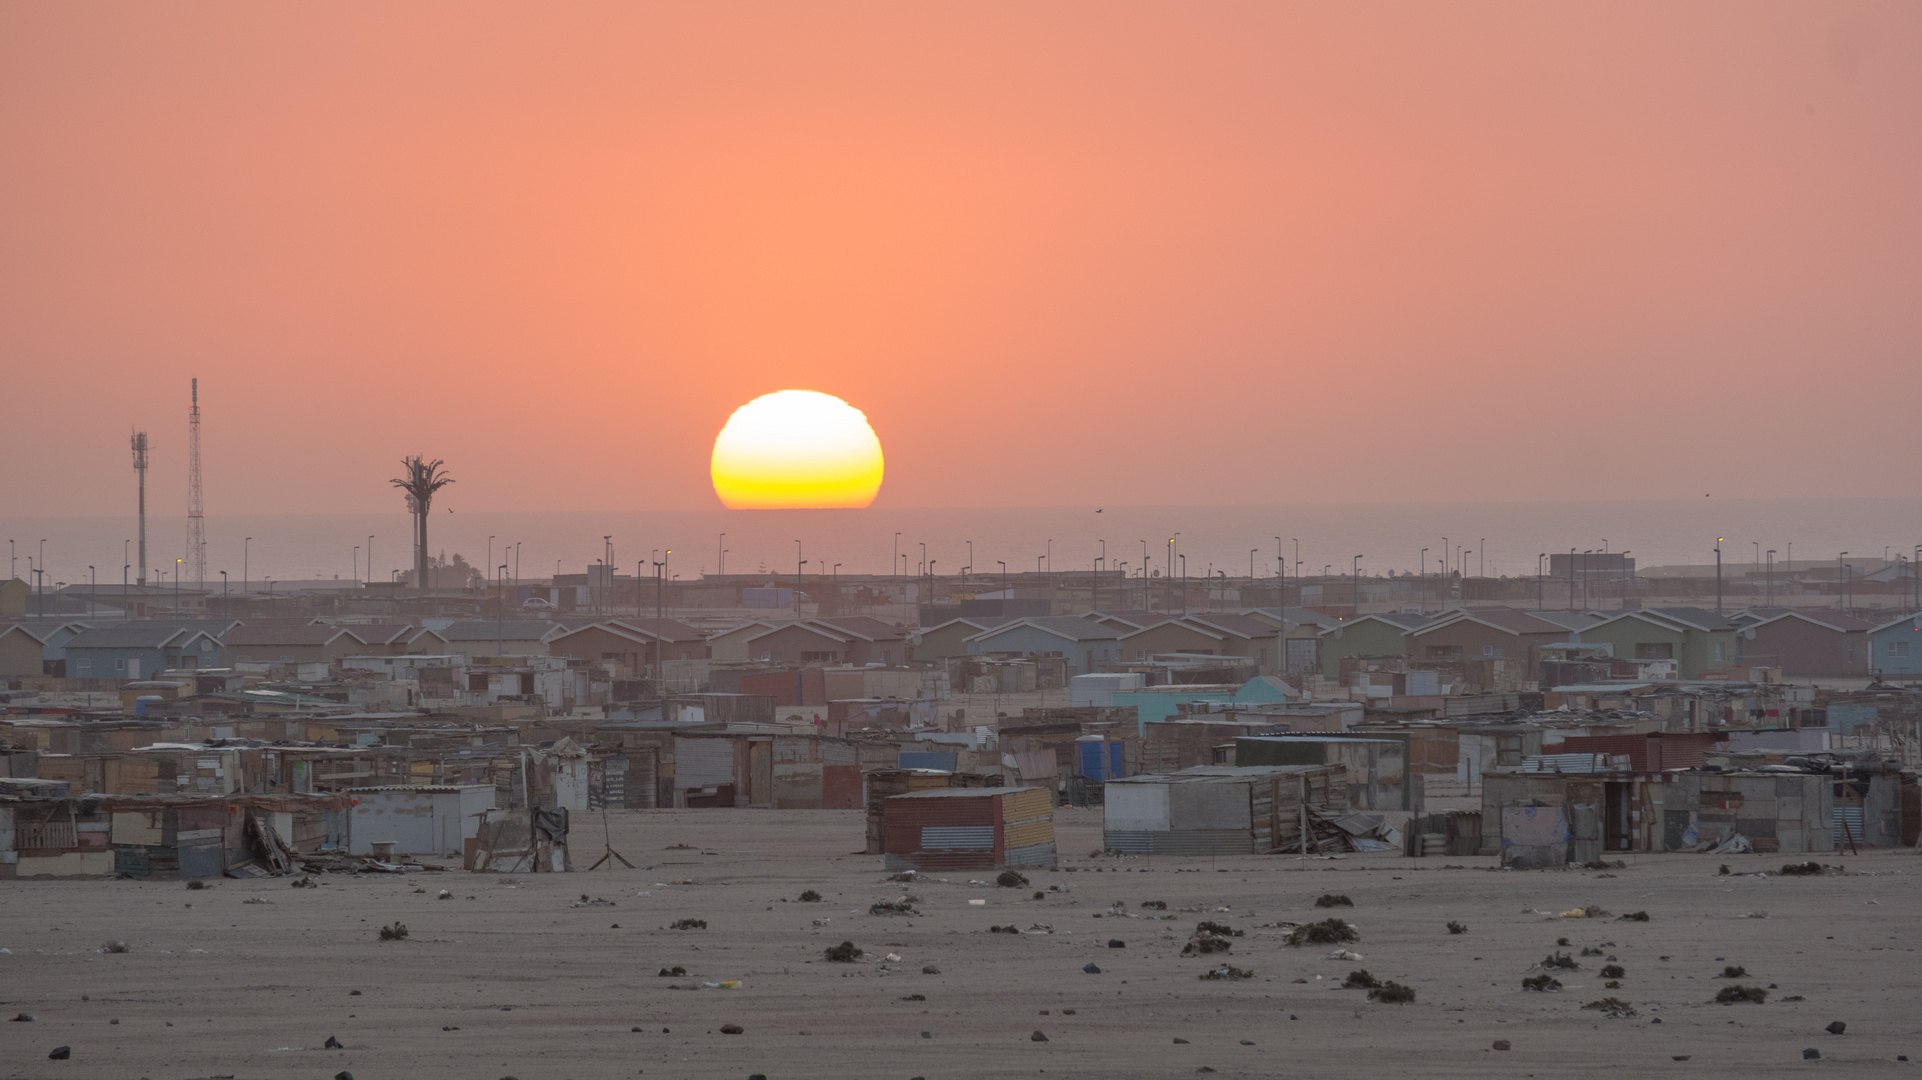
[186,379,206,588]
[1715,538,1725,616]
[131,431,149,586]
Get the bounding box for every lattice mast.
[131,430,149,586]
[186,378,206,587]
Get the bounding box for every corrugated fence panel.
[1102,829,1254,856]
[922,825,995,850]
[1003,818,1055,849]
[1000,787,1053,823]
[1004,841,1056,867]
[676,738,735,788]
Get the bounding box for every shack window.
[1636,642,1674,660]
[1891,641,1910,658]
[1482,645,1504,658]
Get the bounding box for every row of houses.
[1317,605,1922,681]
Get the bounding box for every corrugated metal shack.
[1102,765,1348,855]
[864,768,995,854]
[1234,735,1422,813]
[1,792,350,880]
[882,785,1055,871]
[1481,768,1835,868]
[345,785,496,856]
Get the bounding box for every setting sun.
[710,390,885,509]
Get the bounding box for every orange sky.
[3,3,1918,517]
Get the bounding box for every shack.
[1234,735,1421,813]
[1480,768,1835,867]
[882,785,1055,871]
[345,785,495,857]
[863,768,995,854]
[1102,765,1348,855]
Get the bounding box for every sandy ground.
[1,807,1918,1080]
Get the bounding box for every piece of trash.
[1492,1040,1511,1051]
[885,953,902,963]
[1826,1021,1846,1035]
[1108,939,1126,948]
[1803,1049,1820,1060]
[1083,963,1101,974]
[719,1023,743,1034]
[968,899,987,907]
[1325,949,1364,961]
[1030,1030,1049,1042]
[48,1046,71,1060]
[324,1035,343,1049]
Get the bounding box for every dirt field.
[1,806,1916,1079]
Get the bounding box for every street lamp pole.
[796,541,805,615]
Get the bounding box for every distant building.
[964,616,1124,675]
[1739,610,1875,677]
[1868,612,1922,678]
[64,625,224,679]
[1570,607,1738,679]
[1317,611,1433,677]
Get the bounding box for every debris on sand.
[1285,919,1358,947]
[1368,982,1415,1003]
[1492,1040,1511,1051]
[102,940,129,954]
[824,941,863,963]
[1779,862,1832,877]
[670,919,708,930]
[1031,1030,1049,1041]
[720,1024,744,1034]
[998,870,1030,888]
[1538,952,1580,971]
[922,965,940,974]
[186,880,206,891]
[657,967,687,977]
[324,1035,344,1048]
[1716,985,1767,1004]
[48,1047,71,1060]
[291,876,318,888]
[1558,905,1606,919]
[1083,963,1102,974]
[1314,894,1353,908]
[1141,900,1168,910]
[1617,911,1651,922]
[870,899,918,916]
[10,1013,35,1022]
[1521,975,1562,993]
[887,870,918,883]
[1198,966,1254,981]
[1583,997,1638,1018]
[1826,1022,1847,1035]
[799,890,822,903]
[1446,921,1467,935]
[378,922,408,941]
[1193,921,1243,938]
[1719,965,1749,979]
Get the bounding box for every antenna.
[187,378,206,589]
[131,430,149,587]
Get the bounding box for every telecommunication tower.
[131,430,149,586]
[187,378,206,587]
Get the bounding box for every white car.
[520,597,555,610]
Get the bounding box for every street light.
[796,540,806,615]
[1351,554,1363,615]
[243,537,251,595]
[719,532,726,577]
[1420,547,1429,610]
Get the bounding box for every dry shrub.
[1617,911,1650,922]
[824,940,863,963]
[1194,921,1243,938]
[1540,952,1580,971]
[798,890,822,903]
[1286,919,1358,947]
[1369,982,1415,1003]
[378,922,408,941]
[670,918,707,930]
[1521,975,1562,992]
[1716,985,1767,1005]
[1182,936,1233,955]
[1342,970,1381,989]
[1314,893,1354,908]
[186,880,206,891]
[1779,862,1825,876]
[1600,964,1626,979]
[1446,921,1467,935]
[1719,965,1748,979]
[1140,900,1168,910]
[656,966,687,977]
[1583,997,1638,1018]
[996,870,1030,888]
[869,900,917,916]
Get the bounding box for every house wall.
[1870,620,1922,677]
[968,627,1117,674]
[226,638,355,665]
[1410,623,1558,671]
[0,631,42,678]
[1118,622,1223,661]
[1743,620,1868,677]
[1318,621,1409,677]
[548,627,646,668]
[912,623,981,662]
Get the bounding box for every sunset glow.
[710,390,884,509]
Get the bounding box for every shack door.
[1567,780,1603,865]
[748,740,774,807]
[1603,782,1632,851]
